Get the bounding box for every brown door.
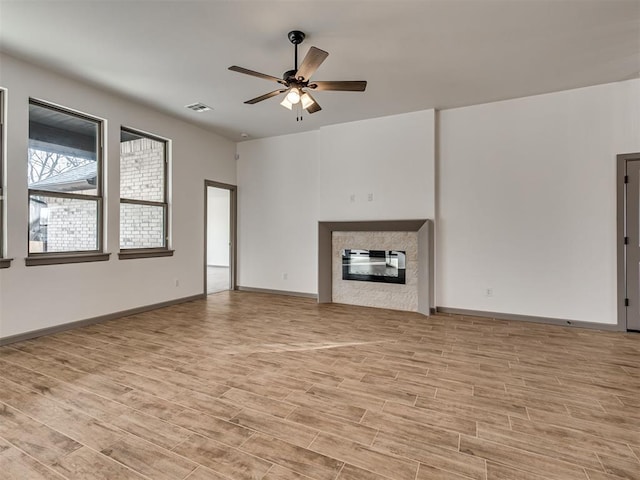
[625,158,640,331]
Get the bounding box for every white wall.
[236,110,436,295]
[207,187,230,266]
[0,53,236,339]
[319,110,435,221]
[237,131,320,294]
[437,79,640,324]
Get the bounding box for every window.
[119,127,171,258]
[27,99,107,265]
[0,89,8,268]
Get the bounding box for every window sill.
[0,258,13,269]
[26,252,111,266]
[118,249,174,260]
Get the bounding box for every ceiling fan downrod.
[287,30,306,73]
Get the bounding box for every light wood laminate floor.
[0,291,639,480]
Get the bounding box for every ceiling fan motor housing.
[283,69,297,83]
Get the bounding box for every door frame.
[616,153,640,331]
[204,180,237,294]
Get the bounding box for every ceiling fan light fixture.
[286,87,301,104]
[300,92,315,109]
[280,96,293,110]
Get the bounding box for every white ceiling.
[1,0,639,141]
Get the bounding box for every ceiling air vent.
[185,102,212,113]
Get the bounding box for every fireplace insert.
[341,249,406,284]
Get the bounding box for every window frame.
[26,98,109,266]
[118,126,172,259]
[0,89,10,268]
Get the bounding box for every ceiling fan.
[229,30,367,116]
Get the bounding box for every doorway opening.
[617,153,640,332]
[205,181,237,294]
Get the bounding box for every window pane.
[28,103,99,195]
[120,131,165,202]
[29,195,98,253]
[120,203,165,249]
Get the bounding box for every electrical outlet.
[485,288,493,297]
[368,193,374,202]
[174,279,180,287]
[350,194,356,203]
[282,273,288,280]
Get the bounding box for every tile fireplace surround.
[333,231,417,311]
[318,220,433,315]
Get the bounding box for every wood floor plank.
[379,400,477,435]
[262,464,317,480]
[166,408,255,447]
[630,445,640,462]
[566,404,640,431]
[0,379,125,451]
[526,408,640,446]
[0,360,130,422]
[286,406,379,445]
[50,446,147,480]
[240,433,344,480]
[221,387,296,418]
[337,377,422,405]
[360,409,460,450]
[459,435,590,480]
[283,391,367,423]
[172,433,272,480]
[107,409,192,450]
[417,462,480,480]
[412,393,512,429]
[486,461,555,480]
[310,432,419,480]
[100,434,197,480]
[476,422,605,471]
[168,390,241,420]
[393,371,475,395]
[508,416,639,463]
[372,430,486,480]
[0,439,67,480]
[0,348,134,400]
[229,407,319,448]
[0,401,83,465]
[596,453,640,480]
[336,463,391,480]
[184,465,233,479]
[585,469,638,480]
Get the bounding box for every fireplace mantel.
[317,219,433,315]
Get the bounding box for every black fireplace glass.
[341,249,406,284]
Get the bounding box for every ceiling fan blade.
[304,92,322,114]
[295,46,329,81]
[229,66,285,84]
[244,89,287,104]
[309,81,367,92]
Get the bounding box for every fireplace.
[318,220,433,315]
[342,249,406,284]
